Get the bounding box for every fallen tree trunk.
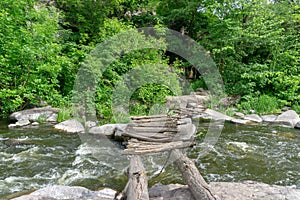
[126,155,149,200]
[172,149,219,200]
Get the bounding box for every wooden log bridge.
[117,114,219,200]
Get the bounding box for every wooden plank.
[172,149,219,200]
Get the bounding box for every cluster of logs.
[117,114,219,200]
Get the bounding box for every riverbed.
[0,120,299,198]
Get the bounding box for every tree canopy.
[0,0,299,119]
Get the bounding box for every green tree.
[0,0,66,116]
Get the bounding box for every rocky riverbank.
[8,92,300,132]
[10,181,300,200]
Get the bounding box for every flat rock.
[210,181,300,200]
[274,110,300,128]
[88,124,127,137]
[261,115,277,123]
[149,183,194,200]
[12,185,116,200]
[244,114,263,123]
[54,119,84,133]
[149,181,300,200]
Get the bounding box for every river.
[0,119,299,198]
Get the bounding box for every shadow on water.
[0,119,299,198]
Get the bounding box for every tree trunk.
[172,149,219,200]
[126,155,149,200]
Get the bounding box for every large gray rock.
[261,115,277,123]
[12,185,116,200]
[54,119,84,133]
[244,114,263,123]
[88,124,127,137]
[274,110,300,128]
[149,181,300,200]
[9,106,60,122]
[8,119,31,128]
[149,183,195,200]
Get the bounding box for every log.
[128,122,177,127]
[130,114,168,120]
[171,149,219,200]
[126,126,178,133]
[122,132,173,142]
[124,139,194,154]
[127,155,149,200]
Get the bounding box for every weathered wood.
[124,139,194,154]
[127,155,149,200]
[126,126,178,133]
[122,132,173,142]
[128,122,177,127]
[172,149,219,200]
[130,114,168,120]
[130,118,176,123]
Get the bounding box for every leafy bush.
[238,95,281,114]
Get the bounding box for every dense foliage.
[0,0,299,119]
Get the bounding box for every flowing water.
[0,120,299,198]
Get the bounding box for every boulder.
[294,121,300,129]
[166,95,208,109]
[261,115,277,123]
[8,119,31,128]
[149,183,194,200]
[149,181,300,200]
[244,114,263,123]
[9,106,60,122]
[209,181,300,200]
[88,124,127,137]
[12,185,116,200]
[274,110,300,128]
[54,119,84,133]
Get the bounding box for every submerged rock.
[54,119,84,133]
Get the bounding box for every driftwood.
[119,155,149,200]
[124,139,194,155]
[171,149,219,200]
